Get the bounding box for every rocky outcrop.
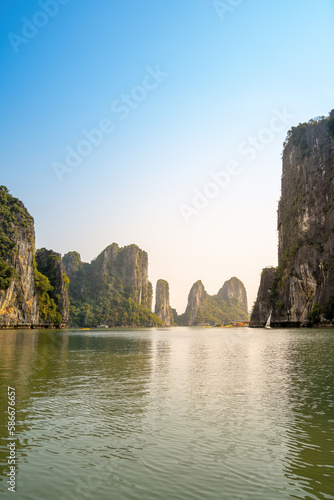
[89,243,153,309]
[251,111,334,327]
[63,244,161,327]
[62,251,82,277]
[249,267,276,327]
[154,279,174,326]
[176,278,248,326]
[35,248,69,326]
[0,186,69,328]
[217,277,248,314]
[182,280,206,326]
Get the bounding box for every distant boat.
[80,328,90,331]
[97,325,109,328]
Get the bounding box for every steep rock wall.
[183,280,206,326]
[90,243,152,309]
[249,268,276,327]
[154,279,174,326]
[251,111,334,327]
[217,277,248,314]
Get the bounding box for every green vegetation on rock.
[307,304,322,325]
[0,185,34,234]
[33,257,61,325]
[286,123,309,155]
[0,259,15,290]
[196,297,247,325]
[34,249,68,326]
[327,113,334,138]
[0,186,32,291]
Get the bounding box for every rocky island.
[175,277,248,326]
[250,110,334,327]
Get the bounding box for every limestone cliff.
[0,186,69,328]
[176,278,248,326]
[0,186,39,327]
[217,277,248,314]
[182,280,206,326]
[250,110,334,327]
[63,244,161,327]
[155,279,174,326]
[90,244,152,309]
[249,267,276,327]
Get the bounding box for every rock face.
[217,277,248,314]
[63,243,161,327]
[0,186,69,328]
[90,243,152,308]
[35,248,70,326]
[183,280,206,326]
[0,187,39,327]
[176,278,248,326]
[249,267,276,327]
[250,111,334,327]
[154,279,174,326]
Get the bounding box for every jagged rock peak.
[93,243,151,308]
[62,251,82,277]
[218,277,248,313]
[185,280,206,326]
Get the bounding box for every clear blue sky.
[1,0,334,313]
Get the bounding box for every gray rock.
[155,279,174,326]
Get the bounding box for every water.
[0,327,333,500]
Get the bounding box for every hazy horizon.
[1,0,334,313]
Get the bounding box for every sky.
[1,0,334,314]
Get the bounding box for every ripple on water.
[0,328,333,500]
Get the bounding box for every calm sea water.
[0,327,333,500]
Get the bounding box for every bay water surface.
[0,327,333,499]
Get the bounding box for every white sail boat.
[265,310,272,328]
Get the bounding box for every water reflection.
[284,331,334,499]
[0,328,333,499]
[0,329,153,496]
[143,329,295,499]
